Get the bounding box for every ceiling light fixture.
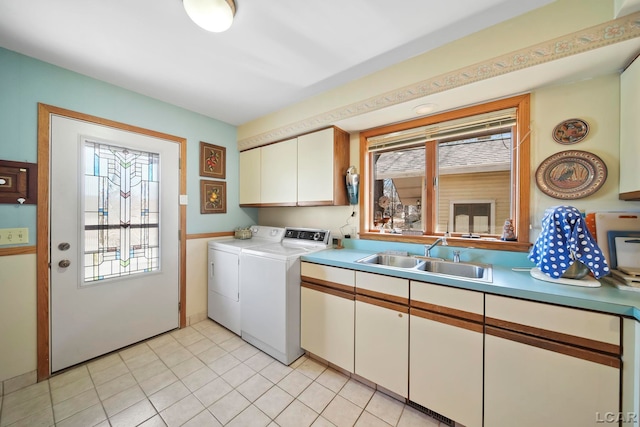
[413,103,438,115]
[183,0,236,33]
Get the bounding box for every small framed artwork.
[200,180,227,214]
[200,142,226,179]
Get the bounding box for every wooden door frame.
[36,103,187,381]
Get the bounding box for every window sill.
[359,232,532,253]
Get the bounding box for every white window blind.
[367,108,517,152]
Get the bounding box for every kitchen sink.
[356,253,426,269]
[355,253,492,282]
[417,260,491,281]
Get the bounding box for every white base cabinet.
[355,298,408,397]
[485,332,619,427]
[355,272,409,397]
[299,264,628,427]
[301,287,355,372]
[484,295,621,427]
[300,262,355,372]
[409,282,484,427]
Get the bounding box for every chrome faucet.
[452,250,461,263]
[424,236,447,257]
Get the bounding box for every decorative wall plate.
[552,118,589,144]
[535,150,607,199]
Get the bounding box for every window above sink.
[359,95,531,252]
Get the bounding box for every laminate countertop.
[301,247,640,321]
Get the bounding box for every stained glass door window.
[83,140,160,283]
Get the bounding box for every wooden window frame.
[358,94,531,252]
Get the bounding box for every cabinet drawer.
[485,295,620,351]
[355,271,409,301]
[301,262,355,289]
[410,281,483,321]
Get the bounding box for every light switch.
[0,228,29,245]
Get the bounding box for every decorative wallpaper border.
[238,11,640,151]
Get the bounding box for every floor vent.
[407,401,454,426]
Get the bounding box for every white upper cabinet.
[239,126,350,207]
[239,148,261,205]
[260,137,298,205]
[620,54,640,200]
[298,127,350,206]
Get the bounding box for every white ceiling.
[0,0,554,126]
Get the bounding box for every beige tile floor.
[0,319,445,427]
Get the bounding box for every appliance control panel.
[283,228,331,245]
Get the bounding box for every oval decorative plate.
[552,118,589,144]
[535,150,607,199]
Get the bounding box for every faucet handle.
[452,250,461,263]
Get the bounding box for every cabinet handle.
[398,313,403,318]
[210,262,214,277]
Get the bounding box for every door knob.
[58,259,71,268]
[58,242,71,251]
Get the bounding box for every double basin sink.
[355,253,492,282]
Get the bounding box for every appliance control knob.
[313,232,320,240]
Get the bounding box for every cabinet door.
[239,148,261,205]
[620,54,640,198]
[301,286,354,372]
[261,138,297,204]
[355,299,408,397]
[297,128,335,204]
[484,331,620,427]
[410,312,483,427]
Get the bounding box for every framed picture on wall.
[200,142,226,179]
[200,180,227,214]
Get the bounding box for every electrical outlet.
[0,228,29,245]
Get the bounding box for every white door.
[50,115,180,372]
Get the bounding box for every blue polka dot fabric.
[529,205,609,279]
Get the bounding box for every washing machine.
[207,225,285,335]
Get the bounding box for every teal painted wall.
[0,47,257,245]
